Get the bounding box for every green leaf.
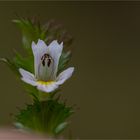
[58,51,72,73]
[0,58,20,75]
[13,18,46,52]
[0,50,34,76]
[13,51,34,73]
[15,98,74,136]
[54,122,68,134]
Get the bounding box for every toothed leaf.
[58,51,72,73]
[15,99,74,136]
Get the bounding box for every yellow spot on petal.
[37,81,55,85]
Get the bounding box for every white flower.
[19,39,74,93]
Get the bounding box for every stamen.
[47,58,51,67]
[42,59,46,66]
[41,53,53,67]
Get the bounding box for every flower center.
[37,80,55,85]
[41,53,53,67]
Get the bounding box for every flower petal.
[48,40,63,79]
[37,82,58,93]
[31,39,48,79]
[19,68,37,86]
[21,77,37,86]
[32,39,47,54]
[56,67,74,85]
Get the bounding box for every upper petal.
[32,39,47,55]
[31,39,48,79]
[19,68,37,86]
[47,40,63,79]
[56,67,74,85]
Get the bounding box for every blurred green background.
[0,1,140,139]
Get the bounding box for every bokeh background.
[0,1,140,139]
